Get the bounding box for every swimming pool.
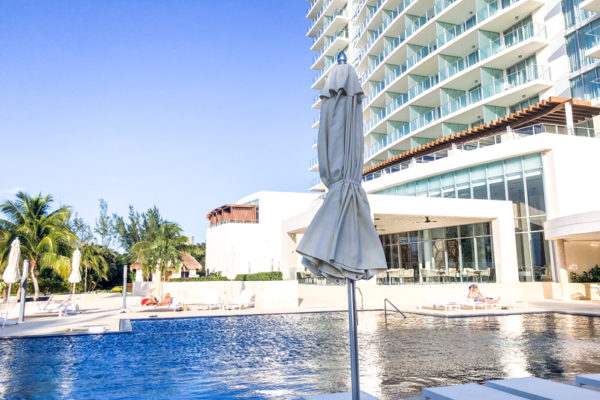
[0,312,599,399]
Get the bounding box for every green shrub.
[111,286,123,293]
[570,265,600,283]
[234,271,283,281]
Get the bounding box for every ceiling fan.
[418,216,437,224]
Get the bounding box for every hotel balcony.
[361,22,548,122]
[310,7,349,52]
[309,156,319,172]
[306,0,324,20]
[580,0,600,13]
[312,114,320,130]
[312,94,322,109]
[362,64,552,166]
[306,0,347,39]
[355,0,543,82]
[311,29,349,70]
[309,177,326,192]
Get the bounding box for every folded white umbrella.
[2,238,21,327]
[296,53,387,400]
[68,248,82,297]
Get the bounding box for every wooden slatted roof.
[363,97,600,176]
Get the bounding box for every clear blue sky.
[1,1,316,243]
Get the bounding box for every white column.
[565,101,575,136]
[553,239,570,300]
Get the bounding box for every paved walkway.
[0,293,598,338]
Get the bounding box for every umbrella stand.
[2,284,12,328]
[347,279,360,400]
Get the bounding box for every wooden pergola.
[363,97,600,176]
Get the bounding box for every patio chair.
[194,291,223,310]
[32,295,78,317]
[420,268,438,283]
[480,268,491,282]
[226,290,255,310]
[463,268,478,282]
[399,268,414,283]
[130,296,181,312]
[454,297,487,311]
[375,270,389,285]
[576,374,600,389]
[486,376,600,399]
[423,383,527,400]
[418,296,459,312]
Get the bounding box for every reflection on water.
[0,312,599,399]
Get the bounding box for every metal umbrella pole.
[121,265,128,312]
[18,260,29,323]
[347,279,360,400]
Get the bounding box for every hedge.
[234,272,283,281]
[169,276,229,282]
[570,265,600,283]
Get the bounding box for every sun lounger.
[576,374,600,389]
[226,290,255,310]
[486,376,600,399]
[193,291,222,310]
[422,383,528,399]
[130,297,182,312]
[417,296,459,312]
[32,295,78,317]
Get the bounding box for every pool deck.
[0,292,598,338]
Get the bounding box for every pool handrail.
[384,298,406,322]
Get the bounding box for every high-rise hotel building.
[302,0,600,290]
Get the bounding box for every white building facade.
[303,0,600,294]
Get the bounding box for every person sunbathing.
[156,293,172,306]
[467,284,500,303]
[141,296,158,306]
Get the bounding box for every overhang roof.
[206,203,258,220]
[363,97,600,176]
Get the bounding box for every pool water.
[0,312,599,399]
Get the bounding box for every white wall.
[206,192,320,279]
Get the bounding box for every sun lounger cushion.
[423,383,527,400]
[576,374,600,388]
[486,376,600,399]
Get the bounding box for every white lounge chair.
[32,295,77,317]
[194,292,222,310]
[576,374,600,389]
[130,296,181,312]
[486,376,600,399]
[423,383,527,399]
[226,290,255,310]
[418,296,459,312]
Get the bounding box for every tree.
[189,242,206,268]
[0,192,77,299]
[94,199,118,249]
[80,243,109,292]
[130,221,190,296]
[115,205,163,252]
[69,213,94,243]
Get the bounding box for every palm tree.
[80,243,109,292]
[130,221,190,296]
[0,192,77,299]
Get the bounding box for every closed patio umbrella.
[2,238,21,327]
[68,248,82,298]
[296,52,387,399]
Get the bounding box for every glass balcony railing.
[309,177,322,188]
[313,94,321,105]
[355,0,387,42]
[363,64,551,160]
[306,1,319,17]
[363,21,546,128]
[359,0,522,83]
[362,123,600,182]
[307,0,334,34]
[313,57,337,84]
[309,156,319,168]
[312,7,348,44]
[313,114,320,125]
[312,29,349,65]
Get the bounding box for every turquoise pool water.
[0,312,599,399]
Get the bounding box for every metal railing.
[384,298,406,322]
[362,123,600,183]
[356,286,364,311]
[208,219,258,229]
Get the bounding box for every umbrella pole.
[2,283,12,328]
[347,279,360,400]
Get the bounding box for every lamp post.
[18,260,29,323]
[121,264,128,312]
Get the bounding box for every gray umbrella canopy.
[2,238,21,284]
[296,63,387,282]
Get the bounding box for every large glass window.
[379,222,495,284]
[375,154,553,282]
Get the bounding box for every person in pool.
[467,284,500,303]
